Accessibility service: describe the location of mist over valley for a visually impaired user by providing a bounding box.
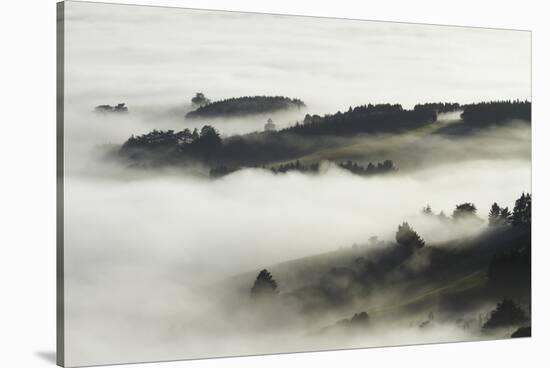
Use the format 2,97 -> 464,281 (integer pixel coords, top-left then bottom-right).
60,2 -> 532,366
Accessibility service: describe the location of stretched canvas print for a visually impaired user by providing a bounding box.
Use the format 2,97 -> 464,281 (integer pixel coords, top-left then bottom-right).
57,1 -> 532,366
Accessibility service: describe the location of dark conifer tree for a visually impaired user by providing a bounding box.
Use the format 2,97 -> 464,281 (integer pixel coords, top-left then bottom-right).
483,299 -> 528,329
499,207 -> 512,225
422,205 -> 433,216
512,193 -> 531,227
251,269 -> 278,297
396,222 -> 425,250
488,203 -> 501,226
452,203 -> 477,220
191,92 -> 211,107
191,128 -> 199,141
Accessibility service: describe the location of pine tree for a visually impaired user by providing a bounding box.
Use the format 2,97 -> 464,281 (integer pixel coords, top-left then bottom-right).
499,207 -> 512,225
453,203 -> 477,220
396,222 -> 425,249
488,203 -> 501,226
512,193 -> 531,227
251,269 -> 278,297
483,299 -> 528,329
422,205 -> 433,216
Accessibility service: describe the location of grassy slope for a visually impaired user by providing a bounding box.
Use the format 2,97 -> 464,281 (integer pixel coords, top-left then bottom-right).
225,226 -> 529,322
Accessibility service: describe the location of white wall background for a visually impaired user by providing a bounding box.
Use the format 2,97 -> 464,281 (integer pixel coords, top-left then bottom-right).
0,0 -> 548,367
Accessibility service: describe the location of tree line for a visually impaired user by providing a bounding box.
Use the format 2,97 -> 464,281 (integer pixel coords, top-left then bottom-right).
280,103 -> 437,137
94,103 -> 128,113
413,102 -> 461,114
209,160 -> 397,178
461,100 -> 531,125
185,95 -> 305,118
121,125 -> 222,164
338,160 -> 396,176
119,100 -> 531,169
421,193 -> 531,228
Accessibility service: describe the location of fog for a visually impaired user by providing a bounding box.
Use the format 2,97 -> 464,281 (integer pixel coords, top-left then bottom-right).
60,2 -> 531,366
64,1 -> 530,115
65,158 -> 530,285
63,154 -> 530,365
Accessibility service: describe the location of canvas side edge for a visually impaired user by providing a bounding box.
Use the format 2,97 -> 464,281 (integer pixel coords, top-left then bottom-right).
56,2 -> 65,367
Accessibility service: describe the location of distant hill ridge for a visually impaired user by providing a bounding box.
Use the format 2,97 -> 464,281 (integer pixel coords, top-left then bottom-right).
185,95 -> 306,118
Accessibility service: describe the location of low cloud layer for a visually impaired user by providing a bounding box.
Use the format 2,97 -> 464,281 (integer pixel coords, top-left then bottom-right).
60,2 -> 531,366
63,155 -> 530,365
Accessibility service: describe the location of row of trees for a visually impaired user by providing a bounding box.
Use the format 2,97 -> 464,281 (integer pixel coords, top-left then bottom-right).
270,160 -> 397,176
413,102 -> 461,114
94,103 -> 128,113
271,161 -> 319,174
338,160 -> 396,176
121,125 -> 223,163
123,125 -> 221,149
488,193 -> 531,227
186,95 -> 305,118
121,125 -> 316,167
461,100 -> 531,125
210,160 -> 398,178
421,193 -> 531,227
281,103 -> 437,137
119,99 -> 531,169
422,203 -> 479,221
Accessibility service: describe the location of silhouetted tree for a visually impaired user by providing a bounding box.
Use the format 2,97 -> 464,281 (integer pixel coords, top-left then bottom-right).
264,118 -> 276,132
437,211 -> 449,221
396,222 -> 425,250
251,269 -> 278,297
488,203 -> 501,226
350,311 -> 369,325
190,125 -> 222,160
176,128 -> 194,144
483,299 -> 528,329
422,205 -> 433,216
191,92 -> 210,107
192,128 -> 199,141
95,103 -> 128,113
499,207 -> 512,225
199,125 -> 222,145
452,203 -> 477,220
512,193 -> 531,227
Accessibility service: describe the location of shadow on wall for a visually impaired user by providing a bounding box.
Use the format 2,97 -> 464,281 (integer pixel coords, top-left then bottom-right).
35,351 -> 56,365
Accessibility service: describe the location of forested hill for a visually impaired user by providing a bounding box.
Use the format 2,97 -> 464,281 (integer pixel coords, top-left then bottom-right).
226,193 -> 531,330
461,100 -> 531,125
280,103 -> 439,136
185,96 -> 306,118
119,103 -> 441,168
117,101 -> 530,170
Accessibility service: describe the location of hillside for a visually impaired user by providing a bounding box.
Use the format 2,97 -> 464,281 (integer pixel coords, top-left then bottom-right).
117,100 -> 531,174
224,212 -> 531,328
185,96 -> 305,118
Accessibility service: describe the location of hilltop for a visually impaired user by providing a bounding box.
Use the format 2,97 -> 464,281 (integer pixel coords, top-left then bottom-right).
185,95 -> 305,119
